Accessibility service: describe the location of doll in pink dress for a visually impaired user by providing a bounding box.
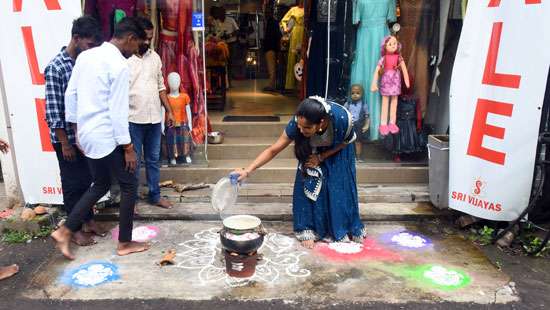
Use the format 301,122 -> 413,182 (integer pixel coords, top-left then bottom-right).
371,35 -> 410,135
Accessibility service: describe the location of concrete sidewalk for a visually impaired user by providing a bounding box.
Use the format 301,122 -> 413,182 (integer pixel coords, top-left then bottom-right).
24,220 -> 517,305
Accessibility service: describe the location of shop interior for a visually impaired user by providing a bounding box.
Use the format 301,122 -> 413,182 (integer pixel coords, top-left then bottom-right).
82,0 -> 466,163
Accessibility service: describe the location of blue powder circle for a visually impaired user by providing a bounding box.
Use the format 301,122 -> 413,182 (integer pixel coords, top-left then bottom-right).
61,261 -> 120,288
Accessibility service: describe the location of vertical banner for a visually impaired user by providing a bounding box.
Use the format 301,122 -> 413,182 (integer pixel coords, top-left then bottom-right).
0,1 -> 81,204
449,1 -> 550,221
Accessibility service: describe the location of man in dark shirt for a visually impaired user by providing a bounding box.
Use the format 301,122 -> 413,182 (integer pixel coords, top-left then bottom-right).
45,16 -> 102,246
262,7 -> 282,92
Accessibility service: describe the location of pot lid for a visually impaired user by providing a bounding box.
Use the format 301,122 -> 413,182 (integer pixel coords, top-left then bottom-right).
211,174 -> 239,214
223,215 -> 261,231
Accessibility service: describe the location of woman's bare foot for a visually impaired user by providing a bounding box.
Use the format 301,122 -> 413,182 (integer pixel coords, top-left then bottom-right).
117,241 -> 150,256
301,239 -> 315,249
82,220 -> 107,237
51,226 -> 75,260
155,198 -> 173,209
71,231 -> 96,246
0,264 -> 19,281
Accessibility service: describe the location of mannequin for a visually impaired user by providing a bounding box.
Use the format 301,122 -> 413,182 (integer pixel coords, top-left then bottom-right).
344,84 -> 369,160
350,0 -> 396,141
156,0 -> 205,145
280,0 -> 304,90
166,72 -> 193,165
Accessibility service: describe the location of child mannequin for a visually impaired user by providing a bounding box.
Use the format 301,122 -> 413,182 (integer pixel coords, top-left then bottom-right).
371,35 -> 410,136
166,72 -> 193,165
344,84 -> 369,161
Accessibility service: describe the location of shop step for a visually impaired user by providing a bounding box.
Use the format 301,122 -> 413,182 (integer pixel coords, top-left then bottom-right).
205,137 -> 409,160
211,122 -> 287,137
154,183 -> 430,204
96,201 -> 445,222
153,159 -> 428,184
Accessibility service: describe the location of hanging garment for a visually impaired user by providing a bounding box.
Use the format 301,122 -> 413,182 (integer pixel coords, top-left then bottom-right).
84,0 -> 137,40
280,6 -> 305,90
393,95 -> 424,154
350,0 -> 396,141
305,0 -> 354,102
399,0 -> 438,116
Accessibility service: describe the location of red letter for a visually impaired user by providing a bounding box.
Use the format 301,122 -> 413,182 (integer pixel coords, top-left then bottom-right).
489,0 -> 541,7
21,26 -> 45,85
12,0 -> 61,12
482,22 -> 521,89
35,99 -> 54,152
467,99 -> 514,165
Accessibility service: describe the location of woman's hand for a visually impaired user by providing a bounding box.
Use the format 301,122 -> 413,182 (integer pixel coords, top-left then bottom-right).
233,168 -> 250,182
305,154 -> 321,168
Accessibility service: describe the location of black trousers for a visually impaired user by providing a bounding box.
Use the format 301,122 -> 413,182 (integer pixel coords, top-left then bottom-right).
53,143 -> 93,230
65,147 -> 137,242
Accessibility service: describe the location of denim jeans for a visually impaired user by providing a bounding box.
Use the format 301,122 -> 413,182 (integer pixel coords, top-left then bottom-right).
65,147 -> 137,242
53,143 -> 93,229
129,122 -> 161,204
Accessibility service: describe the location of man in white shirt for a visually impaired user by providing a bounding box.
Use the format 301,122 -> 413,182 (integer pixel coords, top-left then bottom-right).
128,17 -> 174,209
51,17 -> 149,260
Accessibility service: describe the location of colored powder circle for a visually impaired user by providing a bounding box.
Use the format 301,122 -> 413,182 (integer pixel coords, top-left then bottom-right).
412,264 -> 471,290
61,261 -> 120,288
315,238 -> 403,262
111,225 -> 160,242
379,230 -> 433,250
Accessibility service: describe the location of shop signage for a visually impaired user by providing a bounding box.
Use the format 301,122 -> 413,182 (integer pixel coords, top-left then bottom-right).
0,0 -> 81,203
449,1 -> 549,221
192,12 -> 204,31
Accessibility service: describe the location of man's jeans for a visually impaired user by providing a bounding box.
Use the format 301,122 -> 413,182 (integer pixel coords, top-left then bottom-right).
65,147 -> 137,242
53,143 -> 93,229
129,122 -> 161,204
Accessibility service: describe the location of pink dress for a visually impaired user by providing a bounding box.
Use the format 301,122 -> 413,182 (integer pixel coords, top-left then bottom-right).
378,54 -> 402,96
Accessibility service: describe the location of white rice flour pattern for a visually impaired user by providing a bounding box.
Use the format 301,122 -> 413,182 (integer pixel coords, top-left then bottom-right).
176,228 -> 311,287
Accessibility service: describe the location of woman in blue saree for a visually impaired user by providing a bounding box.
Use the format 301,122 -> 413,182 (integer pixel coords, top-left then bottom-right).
234,97 -> 366,248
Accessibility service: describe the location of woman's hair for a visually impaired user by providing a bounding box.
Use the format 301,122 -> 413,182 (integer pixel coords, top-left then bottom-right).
294,98 -> 328,163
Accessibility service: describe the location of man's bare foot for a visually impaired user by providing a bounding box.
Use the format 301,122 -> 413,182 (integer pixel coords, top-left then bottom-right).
155,198 -> 173,209
0,264 -> 19,281
51,226 -> 75,260
71,231 -> 96,246
301,239 -> 315,249
117,241 -> 150,256
82,220 -> 107,237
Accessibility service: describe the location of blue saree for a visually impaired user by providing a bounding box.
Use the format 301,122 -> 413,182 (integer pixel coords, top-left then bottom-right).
285,103 -> 366,242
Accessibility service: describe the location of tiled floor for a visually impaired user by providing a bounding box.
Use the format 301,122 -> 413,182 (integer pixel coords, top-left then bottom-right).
208,79 -> 299,121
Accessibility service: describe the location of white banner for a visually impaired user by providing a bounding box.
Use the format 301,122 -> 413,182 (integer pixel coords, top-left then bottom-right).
449,1 -> 550,221
0,1 -> 81,204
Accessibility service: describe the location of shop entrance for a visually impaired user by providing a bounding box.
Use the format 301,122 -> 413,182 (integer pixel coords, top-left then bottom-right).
205,0 -> 300,120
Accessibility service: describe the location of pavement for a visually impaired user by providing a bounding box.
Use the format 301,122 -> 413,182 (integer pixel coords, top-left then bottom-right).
2,219 -> 526,308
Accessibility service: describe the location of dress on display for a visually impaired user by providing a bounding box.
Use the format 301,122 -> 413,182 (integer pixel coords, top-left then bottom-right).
305,0 -> 354,102
280,6 -> 304,90
392,95 -> 424,154
398,0 -> 438,117
84,0 -> 138,40
351,0 -> 396,141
